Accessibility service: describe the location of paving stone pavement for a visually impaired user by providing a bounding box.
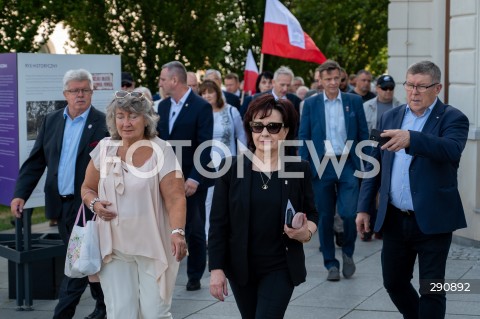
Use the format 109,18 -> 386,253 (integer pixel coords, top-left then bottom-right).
1,222 -> 479,318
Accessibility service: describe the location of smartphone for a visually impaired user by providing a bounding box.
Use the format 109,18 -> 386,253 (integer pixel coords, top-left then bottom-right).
286,208 -> 294,228
370,129 -> 391,147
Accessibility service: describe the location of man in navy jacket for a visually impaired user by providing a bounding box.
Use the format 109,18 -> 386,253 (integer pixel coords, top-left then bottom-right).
357,60 -> 469,318
156,61 -> 213,291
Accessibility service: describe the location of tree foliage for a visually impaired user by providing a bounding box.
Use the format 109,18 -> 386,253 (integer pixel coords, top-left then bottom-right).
0,0 -> 389,91
0,0 -> 64,52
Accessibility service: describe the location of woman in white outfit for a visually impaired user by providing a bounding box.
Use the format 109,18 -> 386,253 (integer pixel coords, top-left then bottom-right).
81,91 -> 187,319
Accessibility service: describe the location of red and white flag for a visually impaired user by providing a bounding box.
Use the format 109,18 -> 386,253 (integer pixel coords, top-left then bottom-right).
243,49 -> 259,95
262,0 -> 326,64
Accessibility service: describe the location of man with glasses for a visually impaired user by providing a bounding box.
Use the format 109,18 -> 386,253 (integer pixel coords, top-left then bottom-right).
10,69 -> 108,319
121,71 -> 135,92
299,59 -> 369,282
364,75 -> 401,136
357,61 -> 469,318
361,74 -> 401,241
339,68 -> 351,93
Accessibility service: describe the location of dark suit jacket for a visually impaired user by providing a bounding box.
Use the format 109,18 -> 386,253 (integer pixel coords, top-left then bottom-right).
156,90 -> 214,189
223,90 -> 240,108
357,100 -> 469,234
208,157 -> 318,286
298,92 -> 369,177
14,106 -> 108,223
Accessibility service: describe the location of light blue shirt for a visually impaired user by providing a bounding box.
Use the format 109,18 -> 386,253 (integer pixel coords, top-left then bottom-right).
57,106 -> 91,195
390,99 -> 436,211
324,91 -> 347,155
169,88 -> 191,133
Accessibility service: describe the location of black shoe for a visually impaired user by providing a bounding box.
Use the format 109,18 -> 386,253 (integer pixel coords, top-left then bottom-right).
334,231 -> 344,247
186,279 -> 201,291
84,307 -> 106,319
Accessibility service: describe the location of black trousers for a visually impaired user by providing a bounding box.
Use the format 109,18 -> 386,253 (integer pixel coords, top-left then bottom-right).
185,188 -> 208,281
381,205 -> 452,319
53,199 -> 105,319
229,269 -> 294,319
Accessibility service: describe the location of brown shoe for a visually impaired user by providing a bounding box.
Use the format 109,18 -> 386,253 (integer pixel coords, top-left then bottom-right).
49,219 -> 58,227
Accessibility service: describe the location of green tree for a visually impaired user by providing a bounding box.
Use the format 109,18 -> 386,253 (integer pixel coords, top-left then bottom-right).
63,0 -> 248,92
0,0 -> 64,52
0,1 -> 389,90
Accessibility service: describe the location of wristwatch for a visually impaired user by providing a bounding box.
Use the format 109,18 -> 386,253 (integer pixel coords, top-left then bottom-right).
171,228 -> 185,236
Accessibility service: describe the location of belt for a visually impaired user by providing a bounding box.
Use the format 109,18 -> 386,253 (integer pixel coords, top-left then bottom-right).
60,194 -> 74,201
389,203 -> 414,216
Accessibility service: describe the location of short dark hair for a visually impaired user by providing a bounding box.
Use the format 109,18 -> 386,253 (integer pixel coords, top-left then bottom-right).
255,71 -> 274,93
317,60 -> 341,77
198,79 -> 224,109
243,94 -> 298,152
225,73 -> 239,82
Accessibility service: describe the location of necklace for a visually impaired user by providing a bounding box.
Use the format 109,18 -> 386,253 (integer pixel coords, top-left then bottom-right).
259,172 -> 271,190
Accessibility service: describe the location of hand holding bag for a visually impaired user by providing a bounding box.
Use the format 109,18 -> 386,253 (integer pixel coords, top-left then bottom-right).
64,204 -> 101,278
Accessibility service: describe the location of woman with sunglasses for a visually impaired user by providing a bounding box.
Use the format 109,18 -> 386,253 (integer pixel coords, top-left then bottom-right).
208,94 -> 318,318
81,91 -> 188,318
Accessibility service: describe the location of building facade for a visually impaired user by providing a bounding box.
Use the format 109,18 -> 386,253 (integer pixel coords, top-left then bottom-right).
389,0 -> 480,246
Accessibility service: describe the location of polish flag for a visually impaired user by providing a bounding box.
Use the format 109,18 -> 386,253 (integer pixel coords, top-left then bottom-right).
262,0 -> 326,64
243,49 -> 259,95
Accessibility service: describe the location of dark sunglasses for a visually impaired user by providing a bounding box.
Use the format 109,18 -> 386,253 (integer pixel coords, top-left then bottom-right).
249,122 -> 285,134
380,86 -> 395,91
115,90 -> 145,99
121,81 -> 133,88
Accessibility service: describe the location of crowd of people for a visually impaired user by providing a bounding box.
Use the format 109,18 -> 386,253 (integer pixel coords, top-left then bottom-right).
9,59 -> 469,319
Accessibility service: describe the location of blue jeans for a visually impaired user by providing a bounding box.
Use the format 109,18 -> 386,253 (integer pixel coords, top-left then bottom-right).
312,159 -> 359,269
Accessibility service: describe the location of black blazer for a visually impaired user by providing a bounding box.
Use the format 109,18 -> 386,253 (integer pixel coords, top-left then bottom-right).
14,106 -> 108,223
208,156 -> 318,286
156,90 -> 214,189
223,90 -> 241,108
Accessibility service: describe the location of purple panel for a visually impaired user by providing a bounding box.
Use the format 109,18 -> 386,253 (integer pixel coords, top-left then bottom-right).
0,53 -> 19,205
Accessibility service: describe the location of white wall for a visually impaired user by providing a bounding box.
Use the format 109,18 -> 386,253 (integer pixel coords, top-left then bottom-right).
389,0 -> 480,244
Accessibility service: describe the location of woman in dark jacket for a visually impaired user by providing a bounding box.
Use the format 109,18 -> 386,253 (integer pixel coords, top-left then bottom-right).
208,94 -> 318,319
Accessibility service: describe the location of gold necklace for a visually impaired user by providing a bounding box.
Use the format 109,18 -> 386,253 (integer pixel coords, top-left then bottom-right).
259,172 -> 271,190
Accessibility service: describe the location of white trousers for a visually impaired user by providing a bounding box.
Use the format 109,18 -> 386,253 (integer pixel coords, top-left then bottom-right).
99,250 -> 172,319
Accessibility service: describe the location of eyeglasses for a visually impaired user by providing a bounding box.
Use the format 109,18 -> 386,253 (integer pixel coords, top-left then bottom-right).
403,82 -> 438,93
121,81 -> 133,88
380,86 -> 395,91
65,88 -> 93,95
115,90 -> 145,99
249,122 -> 285,134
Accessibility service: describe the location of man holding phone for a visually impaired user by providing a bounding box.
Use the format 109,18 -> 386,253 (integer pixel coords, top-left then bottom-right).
357,61 -> 469,318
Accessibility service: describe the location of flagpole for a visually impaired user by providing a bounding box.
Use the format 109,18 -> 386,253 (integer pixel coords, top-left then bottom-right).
259,53 -> 264,74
